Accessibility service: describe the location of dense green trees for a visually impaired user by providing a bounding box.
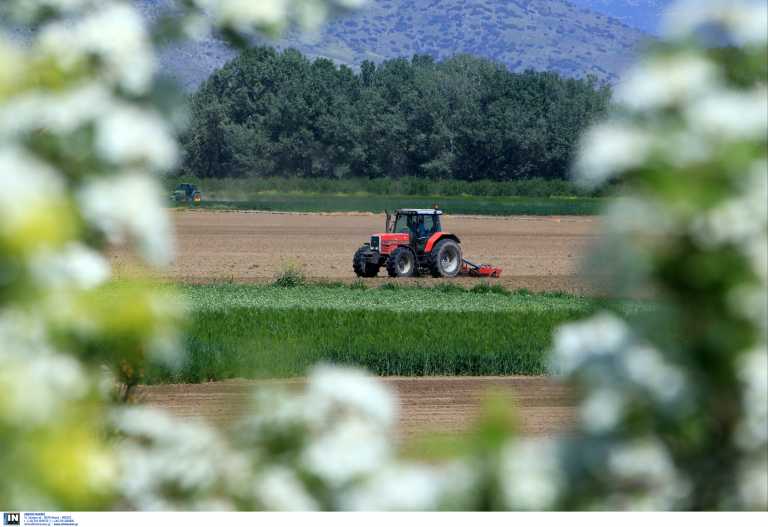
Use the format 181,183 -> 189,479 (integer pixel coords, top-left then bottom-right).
182,46 -> 612,182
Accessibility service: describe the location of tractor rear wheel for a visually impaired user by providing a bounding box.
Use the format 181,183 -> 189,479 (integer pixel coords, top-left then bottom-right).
386,247 -> 417,277
353,247 -> 380,277
429,239 -> 462,278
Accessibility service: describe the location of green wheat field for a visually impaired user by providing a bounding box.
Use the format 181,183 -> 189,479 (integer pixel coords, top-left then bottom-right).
143,283 -> 648,383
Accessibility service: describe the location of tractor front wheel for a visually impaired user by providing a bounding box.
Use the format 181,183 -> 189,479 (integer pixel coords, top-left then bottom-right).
430,239 -> 463,278
386,247 -> 417,277
353,247 -> 380,277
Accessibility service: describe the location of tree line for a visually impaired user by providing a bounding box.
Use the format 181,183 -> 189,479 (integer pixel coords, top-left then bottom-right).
181,46 -> 612,182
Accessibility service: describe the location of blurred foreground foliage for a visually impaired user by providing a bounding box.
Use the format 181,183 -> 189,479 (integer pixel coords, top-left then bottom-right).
0,0 -> 765,511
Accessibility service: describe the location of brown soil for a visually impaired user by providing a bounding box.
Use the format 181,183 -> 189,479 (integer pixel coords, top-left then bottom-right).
111,210 -> 600,293
135,376 -> 576,439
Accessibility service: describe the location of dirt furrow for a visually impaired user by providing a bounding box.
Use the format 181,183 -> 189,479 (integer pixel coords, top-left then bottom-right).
136,376 -> 576,439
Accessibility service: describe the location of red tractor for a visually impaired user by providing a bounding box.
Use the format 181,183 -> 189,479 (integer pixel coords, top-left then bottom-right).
353,208 -> 464,278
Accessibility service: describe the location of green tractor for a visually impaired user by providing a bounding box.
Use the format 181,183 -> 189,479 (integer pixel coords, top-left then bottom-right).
171,183 -> 202,205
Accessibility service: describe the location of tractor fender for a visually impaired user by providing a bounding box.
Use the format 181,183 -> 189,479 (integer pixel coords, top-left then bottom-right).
424,233 -> 461,253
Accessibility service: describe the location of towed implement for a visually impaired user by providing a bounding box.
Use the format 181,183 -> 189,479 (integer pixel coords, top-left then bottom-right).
353,208 -> 502,278
461,258 -> 503,278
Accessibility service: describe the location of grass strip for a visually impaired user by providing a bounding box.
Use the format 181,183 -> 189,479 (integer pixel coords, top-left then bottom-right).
143,283 -> 644,383
182,193 -> 604,216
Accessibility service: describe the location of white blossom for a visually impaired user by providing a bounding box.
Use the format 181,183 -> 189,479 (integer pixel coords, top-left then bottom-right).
78,172 -> 174,266
744,160 -> 768,281
0,311 -> 88,427
608,439 -> 688,509
114,407 -> 245,511
0,146 -> 65,235
579,387 -> 626,434
609,440 -> 675,482
253,467 -> 318,511
738,456 -> 768,510
333,0 -> 368,8
431,460 -> 480,510
242,387 -> 310,438
294,1 -> 330,31
341,464 -> 443,511
575,122 -> 653,187
0,83 -> 178,173
0,83 -> 114,140
199,0 -> 289,33
304,364 -> 398,429
0,37 -> 24,91
5,0 -> 104,21
146,332 -> 185,370
37,3 -> 155,93
736,348 -> 768,450
500,438 -> 562,510
615,53 -> 719,112
239,367 -> 398,493
554,314 -> 686,408
691,161 -> 768,279
95,105 -> 178,172
661,129 -> 712,167
0,81 -> 178,175
663,0 -> 768,46
686,87 -> 768,141
30,242 -> 111,290
692,196 -> 763,248
301,419 -> 391,487
622,345 -> 685,403
551,312 -> 631,375
728,285 -> 768,335
1,353 -> 88,426
181,13 -> 212,41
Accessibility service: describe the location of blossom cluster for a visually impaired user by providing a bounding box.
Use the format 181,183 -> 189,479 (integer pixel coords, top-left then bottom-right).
115,366 -> 445,511
114,364 -> 571,511
0,0 -> 184,508
0,1 -> 401,511
566,0 -> 767,509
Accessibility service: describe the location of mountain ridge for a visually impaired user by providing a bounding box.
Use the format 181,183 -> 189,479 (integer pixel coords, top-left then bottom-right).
567,0 -> 676,34
144,0 -> 652,90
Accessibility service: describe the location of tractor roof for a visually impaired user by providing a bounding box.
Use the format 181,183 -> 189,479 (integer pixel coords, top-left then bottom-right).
395,208 -> 443,215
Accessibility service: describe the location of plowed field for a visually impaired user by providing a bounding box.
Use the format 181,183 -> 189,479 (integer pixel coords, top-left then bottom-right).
136,376 -> 576,439
112,210 -> 599,293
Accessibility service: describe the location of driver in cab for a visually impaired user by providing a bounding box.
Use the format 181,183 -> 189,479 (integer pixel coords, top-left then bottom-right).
409,215 -> 429,239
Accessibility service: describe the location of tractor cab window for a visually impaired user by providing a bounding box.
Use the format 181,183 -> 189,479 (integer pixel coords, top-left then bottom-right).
394,214 -> 410,234
394,213 -> 440,237
411,217 -> 426,238
422,214 -> 439,235
412,215 -> 437,239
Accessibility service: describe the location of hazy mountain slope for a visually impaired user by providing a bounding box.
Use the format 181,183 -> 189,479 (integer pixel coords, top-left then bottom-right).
567,0 -> 676,34
138,0 -> 651,90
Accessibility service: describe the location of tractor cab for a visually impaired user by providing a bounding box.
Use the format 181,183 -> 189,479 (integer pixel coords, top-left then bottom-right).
353,208 -> 463,278
387,209 -> 442,252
